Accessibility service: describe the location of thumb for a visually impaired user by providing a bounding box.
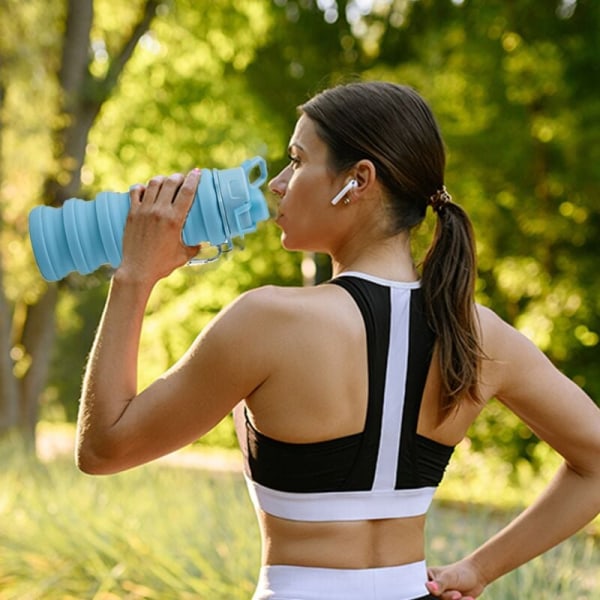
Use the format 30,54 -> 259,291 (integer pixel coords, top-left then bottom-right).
425,580 -> 458,598
426,567 -> 444,594
425,569 -> 464,600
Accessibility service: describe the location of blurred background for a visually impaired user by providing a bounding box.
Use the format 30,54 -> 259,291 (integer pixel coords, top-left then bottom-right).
1,0 -> 599,466
1,1 -> 598,597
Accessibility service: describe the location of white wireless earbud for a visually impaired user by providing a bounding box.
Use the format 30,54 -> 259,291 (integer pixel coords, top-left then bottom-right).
330,179 -> 358,206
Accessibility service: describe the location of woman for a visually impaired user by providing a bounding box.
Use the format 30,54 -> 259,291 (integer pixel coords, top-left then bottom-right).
76,81 -> 600,600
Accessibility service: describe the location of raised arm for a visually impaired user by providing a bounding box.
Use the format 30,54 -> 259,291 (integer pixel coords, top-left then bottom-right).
427,306 -> 600,599
75,170 -> 270,474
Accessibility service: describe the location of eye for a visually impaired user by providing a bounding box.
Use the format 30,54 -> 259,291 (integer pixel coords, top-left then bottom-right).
287,153 -> 301,169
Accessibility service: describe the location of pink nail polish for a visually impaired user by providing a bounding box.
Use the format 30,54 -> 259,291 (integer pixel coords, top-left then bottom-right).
428,581 -> 439,593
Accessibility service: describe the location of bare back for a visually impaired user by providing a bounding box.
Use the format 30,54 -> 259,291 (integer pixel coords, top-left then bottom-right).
242,280 -> 487,568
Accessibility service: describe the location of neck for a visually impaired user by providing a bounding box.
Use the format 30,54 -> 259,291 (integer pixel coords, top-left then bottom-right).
331,231 -> 419,282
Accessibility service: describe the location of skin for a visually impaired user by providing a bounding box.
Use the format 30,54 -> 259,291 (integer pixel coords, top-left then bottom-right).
76,115 -> 600,599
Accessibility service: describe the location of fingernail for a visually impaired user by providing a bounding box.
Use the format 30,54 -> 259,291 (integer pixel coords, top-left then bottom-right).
427,581 -> 439,593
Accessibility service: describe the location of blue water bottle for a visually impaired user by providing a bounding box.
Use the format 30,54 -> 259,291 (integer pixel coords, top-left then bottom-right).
28,157 -> 269,281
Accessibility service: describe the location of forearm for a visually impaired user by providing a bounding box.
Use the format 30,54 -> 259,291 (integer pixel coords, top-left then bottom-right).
76,274 -> 153,467
468,461 -> 600,587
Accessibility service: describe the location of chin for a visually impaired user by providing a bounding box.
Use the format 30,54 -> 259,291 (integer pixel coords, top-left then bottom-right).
280,233 -> 297,251
281,237 -> 323,255
279,232 -> 302,252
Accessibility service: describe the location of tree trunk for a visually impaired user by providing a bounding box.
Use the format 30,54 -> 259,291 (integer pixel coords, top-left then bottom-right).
0,267 -> 19,434
19,284 -> 59,445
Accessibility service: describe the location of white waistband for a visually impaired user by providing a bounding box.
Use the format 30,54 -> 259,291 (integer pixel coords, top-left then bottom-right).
245,477 -> 435,522
253,562 -> 430,600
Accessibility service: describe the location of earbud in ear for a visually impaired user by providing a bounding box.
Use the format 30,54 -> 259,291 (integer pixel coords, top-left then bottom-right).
330,179 -> 358,206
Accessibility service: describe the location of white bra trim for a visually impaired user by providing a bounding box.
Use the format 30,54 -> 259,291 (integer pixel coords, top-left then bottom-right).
335,271 -> 421,289
245,476 -> 435,522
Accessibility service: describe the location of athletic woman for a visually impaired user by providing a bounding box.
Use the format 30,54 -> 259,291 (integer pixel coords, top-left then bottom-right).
76,82 -> 600,599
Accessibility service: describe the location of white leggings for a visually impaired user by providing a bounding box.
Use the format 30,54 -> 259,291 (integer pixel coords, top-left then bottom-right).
252,561 -> 434,600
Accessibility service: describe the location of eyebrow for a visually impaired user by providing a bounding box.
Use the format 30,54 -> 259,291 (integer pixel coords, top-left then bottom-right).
287,142 -> 306,154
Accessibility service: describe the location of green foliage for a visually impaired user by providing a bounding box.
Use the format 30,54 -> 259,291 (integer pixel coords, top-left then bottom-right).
2,0 -> 598,463
0,0 -> 61,305
45,276 -> 110,421
84,0 -> 277,190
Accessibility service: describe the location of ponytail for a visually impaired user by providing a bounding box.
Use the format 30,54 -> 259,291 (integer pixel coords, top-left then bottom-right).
421,199 -> 483,415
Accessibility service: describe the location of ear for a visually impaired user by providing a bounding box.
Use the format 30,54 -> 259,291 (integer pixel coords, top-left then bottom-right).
349,159 -> 378,197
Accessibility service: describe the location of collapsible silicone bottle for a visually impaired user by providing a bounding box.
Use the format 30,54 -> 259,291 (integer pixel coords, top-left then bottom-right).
28,157 -> 269,281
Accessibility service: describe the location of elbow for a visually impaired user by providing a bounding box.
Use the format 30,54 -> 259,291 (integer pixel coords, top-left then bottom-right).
76,450 -> 109,475
76,448 -> 116,475
75,437 -> 128,475
75,415 -> 134,475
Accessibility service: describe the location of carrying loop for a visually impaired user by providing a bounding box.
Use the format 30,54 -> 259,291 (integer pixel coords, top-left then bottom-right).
187,240 -> 234,265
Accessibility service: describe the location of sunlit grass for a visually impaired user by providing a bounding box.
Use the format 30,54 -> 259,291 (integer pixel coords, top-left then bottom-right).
0,434 -> 597,599
0,440 -> 259,600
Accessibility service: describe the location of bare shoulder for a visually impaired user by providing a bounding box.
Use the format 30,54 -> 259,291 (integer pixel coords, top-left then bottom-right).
475,303 -> 518,343
474,303 -> 561,392
212,285 -> 302,325
203,283 -> 354,359
230,282 -> 354,324
475,303 -> 540,365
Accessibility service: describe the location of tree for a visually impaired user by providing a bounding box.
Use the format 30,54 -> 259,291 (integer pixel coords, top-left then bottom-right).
0,0 -> 160,445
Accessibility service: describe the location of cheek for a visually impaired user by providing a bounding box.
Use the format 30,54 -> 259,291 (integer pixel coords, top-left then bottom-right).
290,208 -> 332,248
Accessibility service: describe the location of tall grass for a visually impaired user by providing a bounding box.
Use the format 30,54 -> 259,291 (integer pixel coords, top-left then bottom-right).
0,441 -> 258,600
0,438 -> 597,599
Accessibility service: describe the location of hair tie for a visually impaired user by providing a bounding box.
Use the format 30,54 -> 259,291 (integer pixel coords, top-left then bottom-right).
428,186 -> 452,213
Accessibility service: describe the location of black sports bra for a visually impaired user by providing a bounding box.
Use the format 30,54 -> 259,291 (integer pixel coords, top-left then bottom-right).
236,272 -> 454,522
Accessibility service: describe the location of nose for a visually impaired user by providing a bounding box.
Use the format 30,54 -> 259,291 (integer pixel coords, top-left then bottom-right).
268,166 -> 290,198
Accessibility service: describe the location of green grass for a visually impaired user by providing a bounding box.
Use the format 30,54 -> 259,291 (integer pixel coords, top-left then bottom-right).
0,435 -> 597,599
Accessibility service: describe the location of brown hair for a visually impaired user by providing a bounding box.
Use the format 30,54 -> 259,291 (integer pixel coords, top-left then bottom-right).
301,81 -> 483,413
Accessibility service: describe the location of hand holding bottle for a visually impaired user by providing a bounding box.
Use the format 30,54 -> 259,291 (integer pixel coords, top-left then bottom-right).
117,169 -> 202,286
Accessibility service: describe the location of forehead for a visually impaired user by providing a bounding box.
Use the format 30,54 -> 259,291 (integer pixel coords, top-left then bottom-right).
288,114 -> 326,155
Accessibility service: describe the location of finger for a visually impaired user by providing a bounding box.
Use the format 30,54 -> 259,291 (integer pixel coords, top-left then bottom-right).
128,184 -> 146,206
155,173 -> 185,205
426,579 -> 467,600
143,175 -> 167,203
173,168 -> 201,214
184,243 -> 202,260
